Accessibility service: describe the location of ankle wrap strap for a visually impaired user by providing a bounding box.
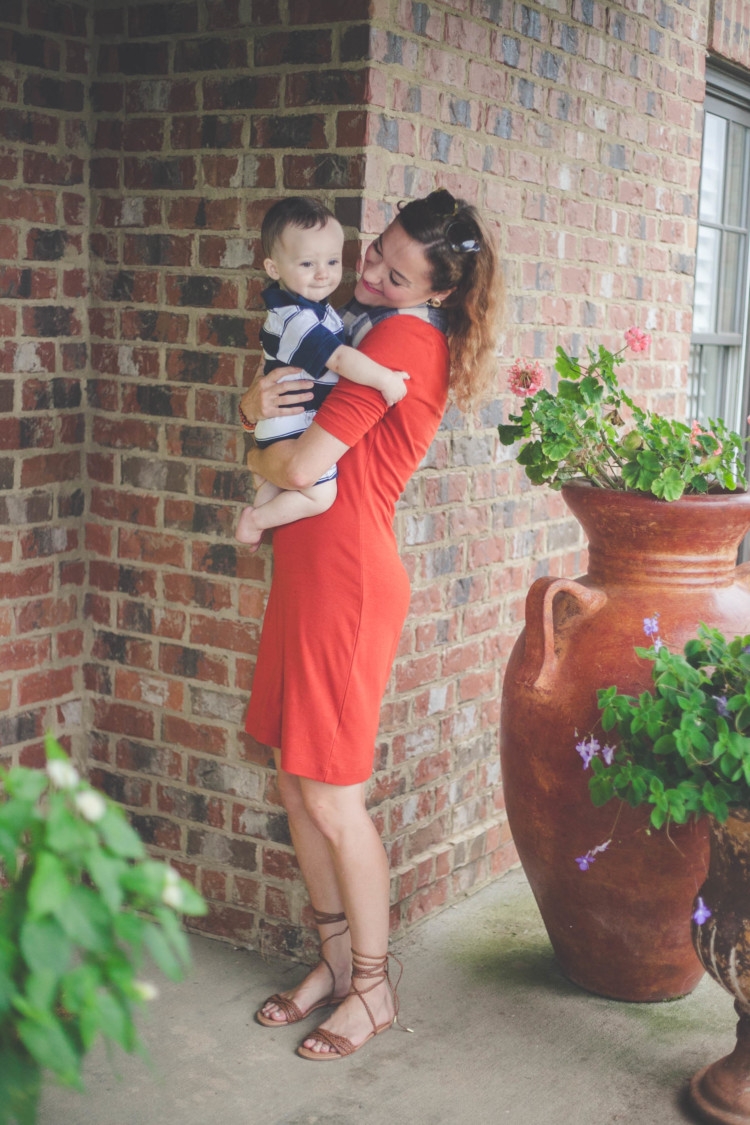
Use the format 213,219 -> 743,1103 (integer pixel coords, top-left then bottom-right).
312,908 -> 347,927
351,949 -> 410,1033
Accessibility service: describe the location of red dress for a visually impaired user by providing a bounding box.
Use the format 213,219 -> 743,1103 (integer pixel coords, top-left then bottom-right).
244,315 -> 450,785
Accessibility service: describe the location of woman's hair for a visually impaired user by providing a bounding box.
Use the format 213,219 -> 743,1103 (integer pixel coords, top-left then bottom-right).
396,189 -> 503,410
261,196 -> 336,259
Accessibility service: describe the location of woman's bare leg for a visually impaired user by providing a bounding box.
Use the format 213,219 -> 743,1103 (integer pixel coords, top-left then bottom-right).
258,761 -> 352,1023
295,776 -> 394,1055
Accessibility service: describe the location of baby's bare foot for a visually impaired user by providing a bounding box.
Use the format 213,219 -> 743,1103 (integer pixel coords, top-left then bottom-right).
235,506 -> 264,550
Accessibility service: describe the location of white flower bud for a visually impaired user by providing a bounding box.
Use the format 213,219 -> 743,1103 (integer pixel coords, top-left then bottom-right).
161,866 -> 184,909
46,759 -> 80,790
133,980 -> 159,1002
161,882 -> 184,910
74,789 -> 106,823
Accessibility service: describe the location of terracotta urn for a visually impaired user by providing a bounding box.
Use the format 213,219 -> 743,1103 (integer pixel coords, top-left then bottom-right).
690,809 -> 750,1124
500,485 -> 750,1001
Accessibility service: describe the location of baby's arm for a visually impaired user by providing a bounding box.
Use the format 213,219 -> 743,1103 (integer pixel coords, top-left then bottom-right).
327,344 -> 409,407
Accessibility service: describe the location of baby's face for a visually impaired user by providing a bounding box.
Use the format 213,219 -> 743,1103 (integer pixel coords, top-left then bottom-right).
265,218 -> 344,302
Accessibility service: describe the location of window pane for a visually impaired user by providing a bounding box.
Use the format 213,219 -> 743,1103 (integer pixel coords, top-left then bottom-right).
693,225 -> 720,333
718,230 -> 743,333
688,344 -> 726,424
700,114 -> 727,224
724,121 -> 748,227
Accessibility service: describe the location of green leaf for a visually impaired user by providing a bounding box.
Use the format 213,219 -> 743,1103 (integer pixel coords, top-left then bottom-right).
143,922 -> 183,982
651,467 -> 685,502
497,423 -> 525,444
0,1048 -> 41,1125
19,918 -> 72,977
98,809 -> 145,859
95,989 -> 135,1052
16,1015 -> 83,1089
85,851 -> 125,913
3,768 -> 47,804
27,851 -> 72,919
55,886 -> 111,953
44,801 -> 96,856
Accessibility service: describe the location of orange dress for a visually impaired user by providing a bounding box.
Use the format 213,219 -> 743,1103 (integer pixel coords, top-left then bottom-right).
244,315 -> 450,785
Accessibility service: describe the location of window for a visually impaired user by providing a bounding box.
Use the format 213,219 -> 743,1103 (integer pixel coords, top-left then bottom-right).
690,66 -> 750,434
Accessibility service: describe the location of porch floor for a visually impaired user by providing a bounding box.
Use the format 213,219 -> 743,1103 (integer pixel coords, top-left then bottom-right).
39,867 -> 731,1125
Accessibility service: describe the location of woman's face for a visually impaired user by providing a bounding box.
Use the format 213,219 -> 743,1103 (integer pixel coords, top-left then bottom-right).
354,220 -> 453,309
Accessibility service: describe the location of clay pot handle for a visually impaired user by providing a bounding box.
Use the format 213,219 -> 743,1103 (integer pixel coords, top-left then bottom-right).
521,576 -> 607,691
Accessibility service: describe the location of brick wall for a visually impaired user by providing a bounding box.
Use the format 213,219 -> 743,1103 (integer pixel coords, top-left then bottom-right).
0,1 -> 90,763
711,0 -> 750,68
1,0 -> 715,957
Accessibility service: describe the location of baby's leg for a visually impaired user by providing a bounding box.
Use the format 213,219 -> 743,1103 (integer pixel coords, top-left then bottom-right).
254,479 -> 281,507
235,479 -> 337,551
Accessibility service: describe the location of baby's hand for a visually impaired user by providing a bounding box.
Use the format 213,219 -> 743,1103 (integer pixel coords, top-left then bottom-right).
381,370 -> 409,407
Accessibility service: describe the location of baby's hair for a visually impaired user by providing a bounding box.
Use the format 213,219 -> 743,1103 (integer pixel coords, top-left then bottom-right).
261,197 -> 337,259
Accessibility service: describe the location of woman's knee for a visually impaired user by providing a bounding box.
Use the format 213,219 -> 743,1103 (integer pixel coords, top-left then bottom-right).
298,781 -> 365,843
276,769 -> 305,816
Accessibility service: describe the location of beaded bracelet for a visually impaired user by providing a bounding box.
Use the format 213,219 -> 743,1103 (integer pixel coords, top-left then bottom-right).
238,403 -> 256,433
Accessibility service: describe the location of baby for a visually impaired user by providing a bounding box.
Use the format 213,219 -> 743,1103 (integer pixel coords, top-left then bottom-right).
235,196 -> 408,548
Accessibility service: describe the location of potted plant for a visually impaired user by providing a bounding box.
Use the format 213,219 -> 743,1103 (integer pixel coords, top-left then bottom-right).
0,734 -> 207,1125
497,332 -> 750,1001
581,623 -> 750,1124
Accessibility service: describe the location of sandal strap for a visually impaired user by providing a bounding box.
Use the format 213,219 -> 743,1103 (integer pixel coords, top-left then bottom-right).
305,1026 -> 358,1058
312,908 -> 347,927
263,992 -> 304,1023
350,949 -> 408,1035
311,907 -> 349,993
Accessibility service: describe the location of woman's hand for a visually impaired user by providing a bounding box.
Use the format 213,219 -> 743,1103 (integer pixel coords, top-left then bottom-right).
239,364 -> 315,424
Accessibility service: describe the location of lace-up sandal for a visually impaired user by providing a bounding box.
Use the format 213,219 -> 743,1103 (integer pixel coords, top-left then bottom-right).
255,909 -> 349,1027
296,949 -> 406,1060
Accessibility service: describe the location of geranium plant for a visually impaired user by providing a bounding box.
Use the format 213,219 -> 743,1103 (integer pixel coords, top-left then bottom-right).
575,620 -> 750,920
498,331 -> 747,500
0,734 -> 207,1125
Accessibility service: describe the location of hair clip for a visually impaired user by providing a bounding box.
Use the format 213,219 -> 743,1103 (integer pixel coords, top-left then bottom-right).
446,217 -> 481,253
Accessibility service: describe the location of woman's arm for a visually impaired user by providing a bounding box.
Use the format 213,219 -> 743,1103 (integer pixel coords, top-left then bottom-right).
246,422 -> 350,491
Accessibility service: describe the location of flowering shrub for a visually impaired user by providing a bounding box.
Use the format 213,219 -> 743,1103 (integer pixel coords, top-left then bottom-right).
587,621 -> 750,830
575,621 -> 750,924
498,332 -> 747,501
0,735 -> 207,1125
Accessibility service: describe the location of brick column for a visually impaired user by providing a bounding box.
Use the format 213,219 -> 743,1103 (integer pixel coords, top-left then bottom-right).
0,0 -> 90,763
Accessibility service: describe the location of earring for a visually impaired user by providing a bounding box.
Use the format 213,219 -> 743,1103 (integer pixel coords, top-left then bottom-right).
427,297 -> 442,308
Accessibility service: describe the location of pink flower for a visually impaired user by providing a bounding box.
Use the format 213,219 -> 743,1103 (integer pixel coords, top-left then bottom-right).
624,327 -> 651,353
690,419 -> 722,454
508,358 -> 544,398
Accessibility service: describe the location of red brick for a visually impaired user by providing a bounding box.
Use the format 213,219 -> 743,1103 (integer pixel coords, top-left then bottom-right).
19,666 -> 74,706
93,699 -> 155,740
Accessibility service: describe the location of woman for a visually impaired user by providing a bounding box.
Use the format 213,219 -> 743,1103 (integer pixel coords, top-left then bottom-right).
241,189 -> 501,1060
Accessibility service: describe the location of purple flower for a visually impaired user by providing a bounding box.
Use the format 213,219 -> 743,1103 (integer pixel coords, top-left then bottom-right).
574,839 -> 611,872
602,744 -> 616,766
576,736 -> 600,769
653,637 -> 664,653
692,897 -> 712,925
715,695 -> 731,718
643,614 -> 660,638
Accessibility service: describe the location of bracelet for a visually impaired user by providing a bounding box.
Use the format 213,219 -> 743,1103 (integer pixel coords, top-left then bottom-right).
238,403 -> 256,433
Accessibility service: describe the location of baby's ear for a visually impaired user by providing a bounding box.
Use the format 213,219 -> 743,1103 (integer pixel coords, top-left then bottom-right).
264,258 -> 280,280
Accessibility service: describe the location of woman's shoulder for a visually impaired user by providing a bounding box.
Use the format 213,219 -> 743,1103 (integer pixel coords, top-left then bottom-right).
358,313 -> 450,365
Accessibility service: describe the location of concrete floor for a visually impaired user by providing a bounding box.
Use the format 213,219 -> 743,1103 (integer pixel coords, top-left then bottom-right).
38,868 -> 737,1125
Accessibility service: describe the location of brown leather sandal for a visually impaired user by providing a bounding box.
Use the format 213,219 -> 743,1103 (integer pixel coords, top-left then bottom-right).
255,909 -> 349,1027
296,948 -> 407,1060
